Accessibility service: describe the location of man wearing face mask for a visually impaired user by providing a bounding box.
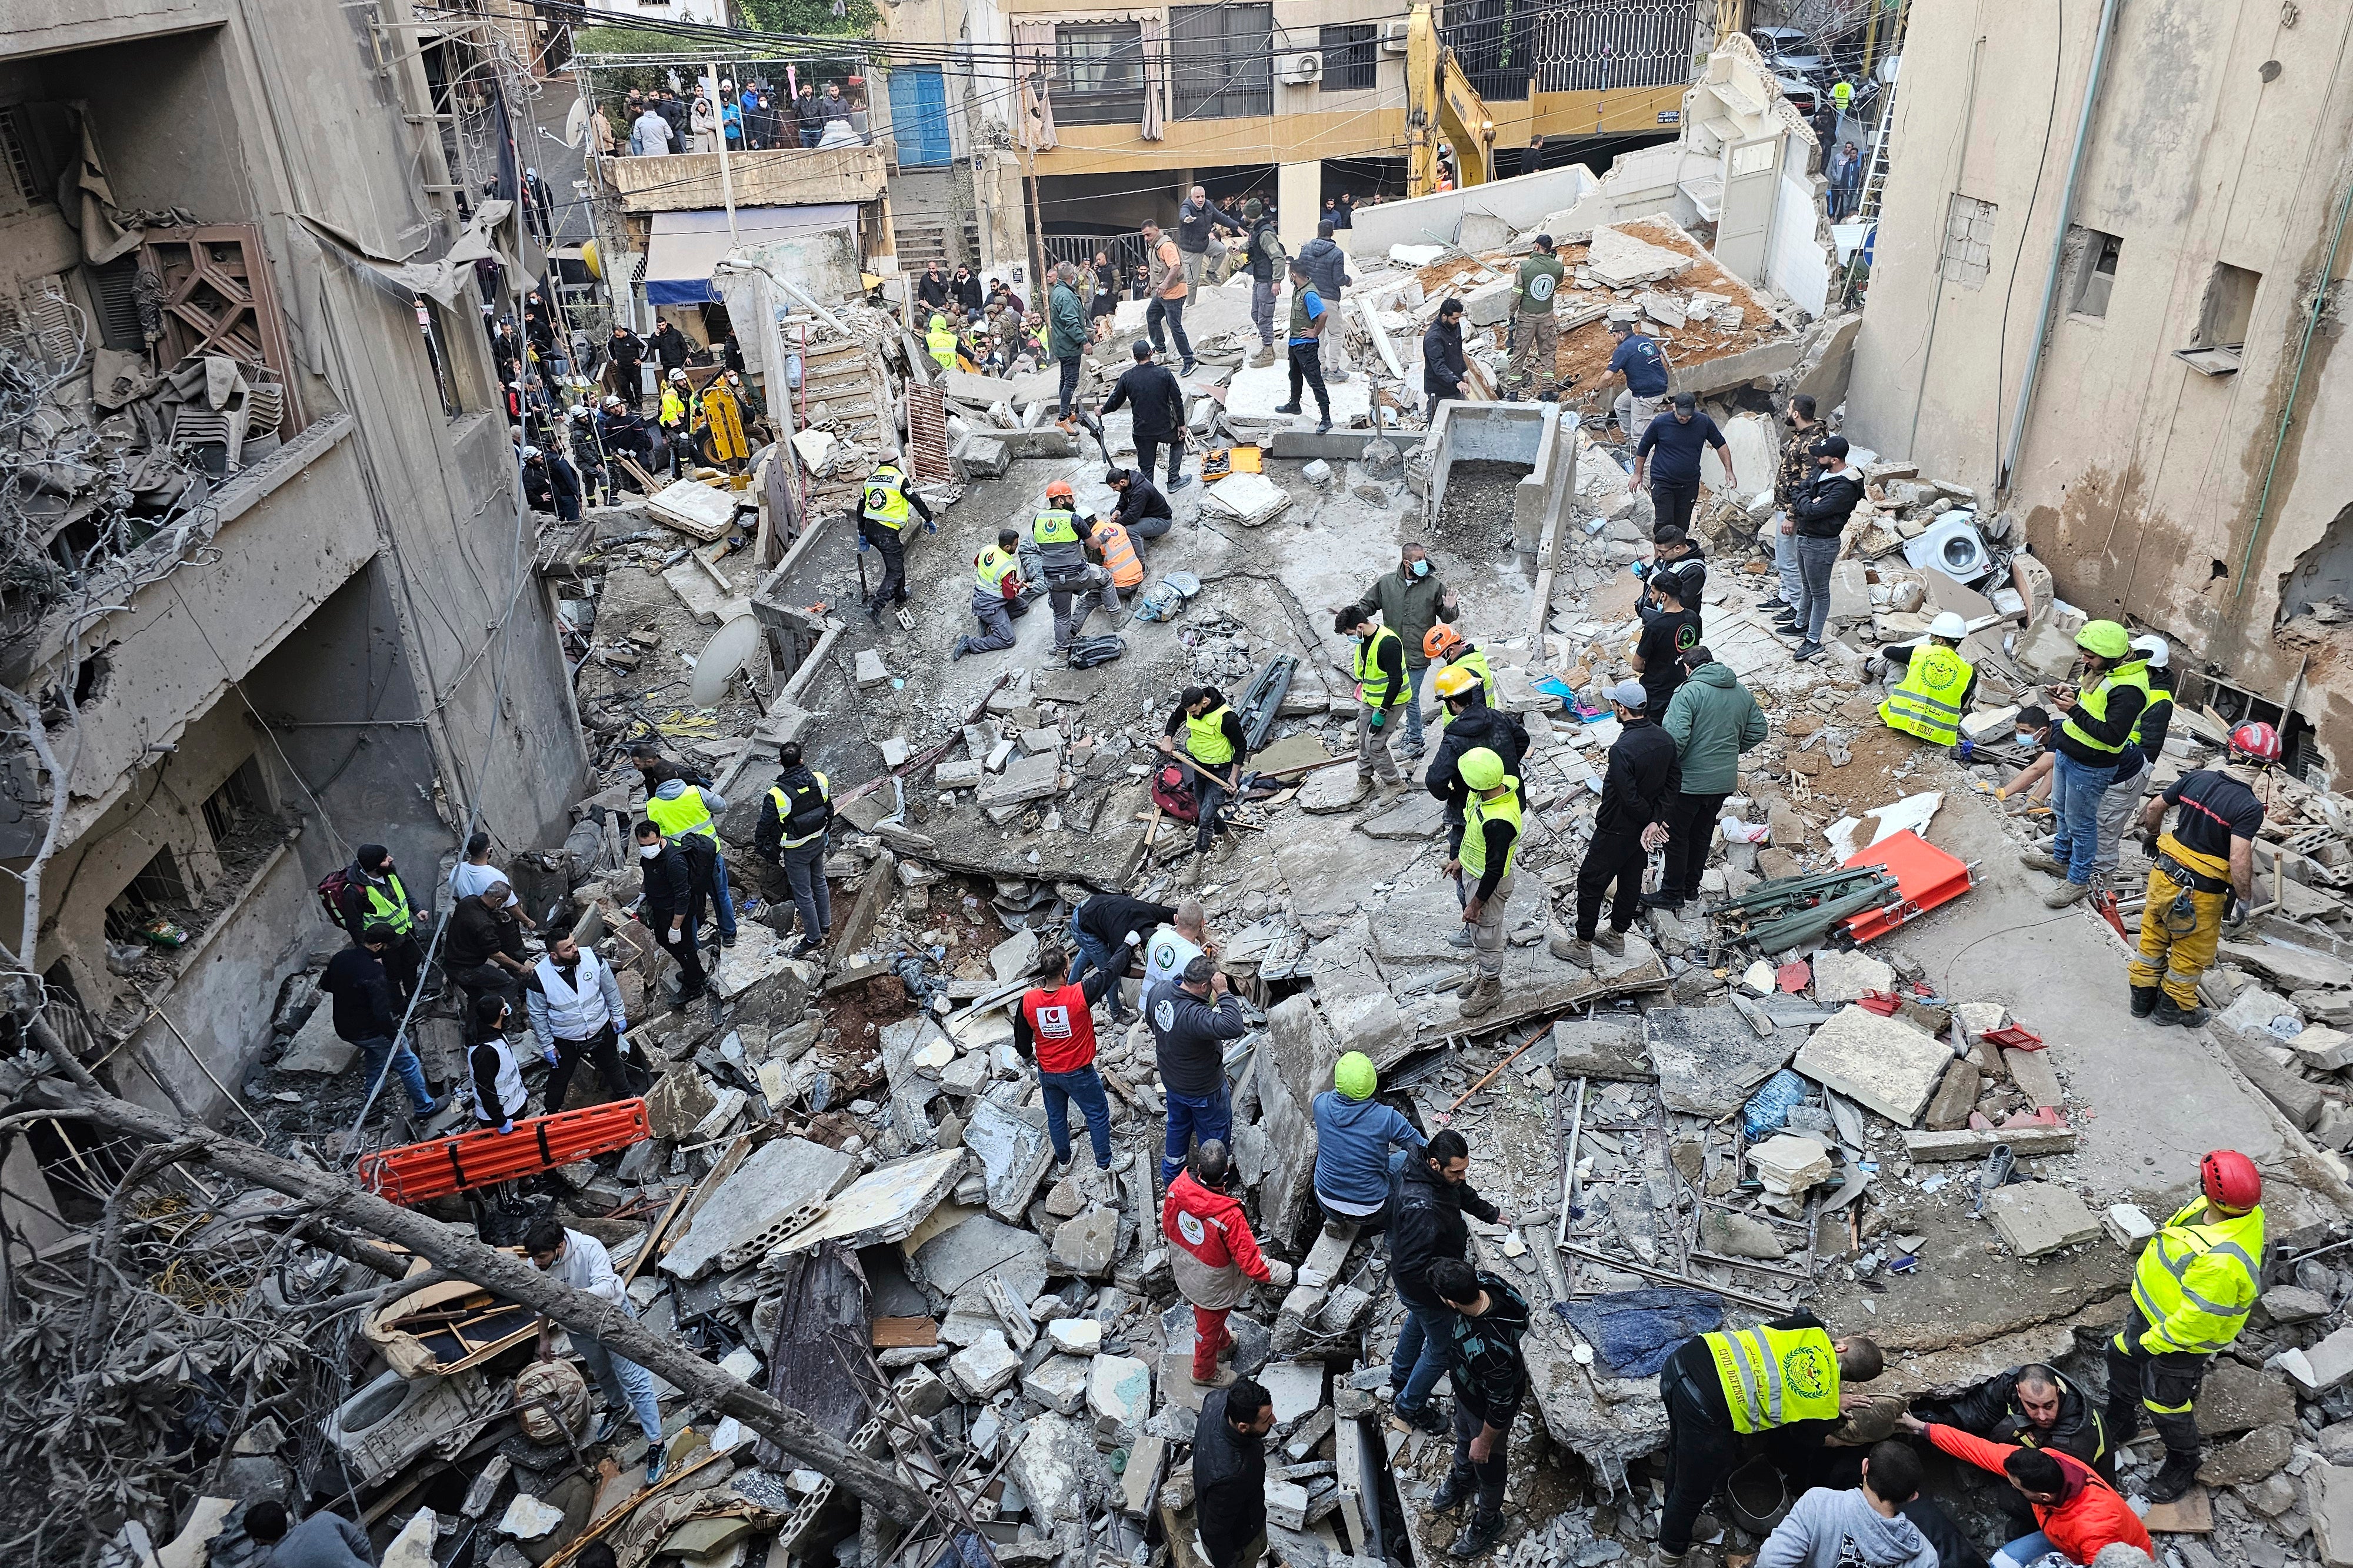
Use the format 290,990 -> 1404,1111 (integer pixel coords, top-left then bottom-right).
633,819 -> 708,1006
1351,544 -> 1459,760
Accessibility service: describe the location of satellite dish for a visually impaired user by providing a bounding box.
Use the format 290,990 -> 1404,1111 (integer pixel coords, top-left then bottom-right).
691,615 -> 760,708
563,98 -> 589,148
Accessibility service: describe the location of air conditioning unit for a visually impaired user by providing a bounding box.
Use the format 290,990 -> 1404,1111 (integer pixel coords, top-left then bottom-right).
1379,20 -> 1411,54
1278,51 -> 1324,84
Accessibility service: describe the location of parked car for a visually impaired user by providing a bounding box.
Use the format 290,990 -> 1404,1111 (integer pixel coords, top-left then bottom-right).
1751,25 -> 1829,81
1774,74 -> 1820,115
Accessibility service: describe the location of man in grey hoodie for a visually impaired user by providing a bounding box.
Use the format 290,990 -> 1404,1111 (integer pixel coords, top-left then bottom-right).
1757,1442 -> 1941,1568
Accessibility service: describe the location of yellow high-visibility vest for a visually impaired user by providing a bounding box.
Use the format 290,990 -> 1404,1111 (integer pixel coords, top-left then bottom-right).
1187,705 -> 1236,767
863,465 -> 911,528
1456,647 -> 1495,705
1032,508 -> 1081,547
2129,1199 -> 2264,1356
1354,626 -> 1402,706
2061,659 -> 2153,756
766,771 -> 832,850
1460,785 -> 1522,880
2129,683 -> 2175,750
1879,645 -> 1975,746
358,872 -> 415,936
645,787 -> 718,842
1705,1323 -> 1842,1436
976,546 -> 1019,593
926,319 -> 958,371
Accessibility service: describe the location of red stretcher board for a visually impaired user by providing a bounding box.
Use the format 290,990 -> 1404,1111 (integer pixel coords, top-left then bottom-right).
358,1098 -> 650,1205
1842,829 -> 1972,943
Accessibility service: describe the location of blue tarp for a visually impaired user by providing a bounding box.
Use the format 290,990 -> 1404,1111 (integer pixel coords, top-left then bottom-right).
643,205 -> 858,305
1555,1287 -> 1726,1378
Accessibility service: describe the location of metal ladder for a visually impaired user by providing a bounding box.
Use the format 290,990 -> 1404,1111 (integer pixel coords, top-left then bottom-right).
1854,58 -> 1901,226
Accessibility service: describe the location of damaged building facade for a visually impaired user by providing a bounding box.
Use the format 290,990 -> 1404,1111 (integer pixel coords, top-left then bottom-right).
0,0 -> 585,1116
1846,0 -> 2353,773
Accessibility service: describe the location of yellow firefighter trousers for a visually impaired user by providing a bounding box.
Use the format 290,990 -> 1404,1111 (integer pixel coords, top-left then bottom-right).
2127,861 -> 2229,1009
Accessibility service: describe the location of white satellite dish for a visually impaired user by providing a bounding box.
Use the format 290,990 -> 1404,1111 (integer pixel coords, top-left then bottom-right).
691,615 -> 760,708
563,98 -> 589,148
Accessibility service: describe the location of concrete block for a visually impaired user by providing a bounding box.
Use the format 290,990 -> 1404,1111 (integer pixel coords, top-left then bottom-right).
1087,1352 -> 1153,1442
278,1006 -> 358,1075
1792,1005 -> 1952,1127
1046,1317 -> 1103,1354
1958,706 -> 2020,742
2101,1204 -> 2155,1250
2194,1422 -> 2294,1489
1464,278 -> 1515,327
964,1099 -> 1055,1223
1265,1481 -> 1312,1532
1986,1182 -> 2101,1258
1924,1060 -> 1981,1131
946,1330 -> 1022,1399
1121,1433 -> 1167,1517
1007,1410 -> 1093,1522
1200,471 -> 1292,528
2004,1047 -> 2063,1110
2265,1284 -> 2333,1325
855,649 -> 890,689
2228,1042 -> 2327,1130
2285,1326 -> 2353,1394
1587,226 -> 1694,288
878,736 -> 911,768
2209,986 -> 2302,1055
1493,665 -> 1566,713
979,750 -> 1061,808
952,434 -> 1010,481
2224,938 -> 2353,992
1022,1353 -> 1092,1415
2289,1025 -> 2353,1070
2315,1465 -> 2353,1567
1747,1133 -> 1833,1196
2199,1359 -> 2297,1437
1903,1125 -> 2078,1162
1051,1209 -> 1119,1278
659,1135 -> 856,1280
935,759 -> 983,789
1811,949 -> 1893,1006
894,1365 -> 955,1418
1258,1360 -> 1325,1425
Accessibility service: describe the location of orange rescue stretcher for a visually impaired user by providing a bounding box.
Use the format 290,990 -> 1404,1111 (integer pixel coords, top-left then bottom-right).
358,1098 -> 651,1205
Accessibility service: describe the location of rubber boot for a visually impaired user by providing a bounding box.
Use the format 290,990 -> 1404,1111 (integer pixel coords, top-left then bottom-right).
2152,996 -> 2210,1028
2129,985 -> 2161,1018
1449,1510 -> 1506,1557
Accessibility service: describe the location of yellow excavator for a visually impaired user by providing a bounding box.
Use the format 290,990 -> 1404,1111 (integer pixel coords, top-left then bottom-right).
1405,2 -> 1498,197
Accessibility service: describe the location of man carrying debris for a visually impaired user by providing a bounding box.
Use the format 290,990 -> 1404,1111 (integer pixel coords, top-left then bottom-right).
1444,747 -> 1523,1019
1424,296 -> 1470,422
1032,479 -> 1119,656
1102,340 -> 1190,491
445,880 -> 532,1013
322,925 -> 443,1122
525,1217 -> 669,1484
754,742 -> 834,957
2020,620 -> 2150,908
2101,1149 -> 2266,1502
1338,604 -> 1411,795
952,528 -> 1029,664
1015,942 -> 1128,1189
1102,467 -> 1175,544
858,455 -> 936,625
2123,722 -> 2275,1025
1655,1314 -> 1885,1566
1761,394 -> 1823,619
1633,393 -> 1729,543
633,819 -> 708,1005
1194,1376 -> 1275,1568
647,775 -> 738,948
1164,1139 -> 1292,1382
1752,1441 -> 1939,1568
1603,318 -> 1671,440
1785,435 -> 1866,662
1390,1129 -> 1511,1433
1139,222 -> 1197,376
2087,634 -> 2174,892
1558,682 -> 1679,968
526,923 -> 632,1112
1899,1410 -> 2152,1567
1655,645 -> 1767,913
1504,233 -> 1565,399
1147,955 -> 1248,1186
1160,686 -> 1249,868
1427,1259 -> 1531,1557
1914,1363 -> 2111,1481
1427,664 -> 1528,870
1350,542 -> 1460,759
1875,612 -> 1978,746
1274,259 -> 1334,433
1312,1050 -> 1424,1231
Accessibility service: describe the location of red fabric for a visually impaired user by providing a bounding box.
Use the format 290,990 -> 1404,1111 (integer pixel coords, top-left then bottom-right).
1924,1424 -> 2153,1562
1021,983 -> 1099,1074
1162,1170 -> 1271,1282
1192,1304 -> 1234,1381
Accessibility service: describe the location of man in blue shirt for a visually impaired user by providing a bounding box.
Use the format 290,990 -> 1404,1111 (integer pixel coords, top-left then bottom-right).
1633,394 -> 1731,539
1273,261 -> 1333,432
1604,320 -> 1671,441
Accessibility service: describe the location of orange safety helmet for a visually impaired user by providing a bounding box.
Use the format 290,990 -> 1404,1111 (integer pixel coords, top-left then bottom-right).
1045,479 -> 1075,503
1424,625 -> 1467,661
2200,1148 -> 2262,1213
2229,721 -> 2283,765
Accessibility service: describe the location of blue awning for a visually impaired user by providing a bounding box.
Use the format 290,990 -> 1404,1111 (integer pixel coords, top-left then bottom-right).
643,205 -> 859,305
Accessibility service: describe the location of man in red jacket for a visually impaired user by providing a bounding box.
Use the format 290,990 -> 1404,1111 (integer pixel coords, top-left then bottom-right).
1899,1412 -> 2152,1566
1013,944 -> 1128,1192
1164,1140 -> 1293,1384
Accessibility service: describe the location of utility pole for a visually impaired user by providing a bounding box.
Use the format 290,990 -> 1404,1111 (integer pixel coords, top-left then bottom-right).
711,58 -> 741,248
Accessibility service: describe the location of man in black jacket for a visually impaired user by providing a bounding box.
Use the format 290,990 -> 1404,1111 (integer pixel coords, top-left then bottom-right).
1426,670 -> 1529,865
335,844 -> 424,1003
634,819 -> 707,1004
651,319 -> 690,373
322,927 -> 441,1118
1914,1363 -> 2111,1481
1146,955 -> 1248,1185
1068,891 -> 1177,993
952,265 -> 984,313
1101,340 -> 1189,491
1423,298 -> 1468,421
1297,220 -> 1354,381
916,263 -> 950,312
753,742 -> 834,956
445,881 -> 531,1013
606,326 -> 646,409
1389,1129 -> 1511,1433
1194,1379 -> 1274,1568
1630,565 -> 1701,719
1559,681 -> 1679,968
1785,433 -> 1865,660
1429,1260 -> 1532,1556
1103,467 -> 1175,541
1174,184 -> 1248,302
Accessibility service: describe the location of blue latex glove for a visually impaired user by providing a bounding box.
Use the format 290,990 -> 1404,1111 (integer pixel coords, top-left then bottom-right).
541,1045 -> 561,1067
857,533 -> 872,553
498,1119 -> 516,1135
924,519 -> 938,535
615,1018 -> 629,1037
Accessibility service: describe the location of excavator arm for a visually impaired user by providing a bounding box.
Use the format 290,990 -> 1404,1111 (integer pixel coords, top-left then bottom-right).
1405,2 -> 1498,197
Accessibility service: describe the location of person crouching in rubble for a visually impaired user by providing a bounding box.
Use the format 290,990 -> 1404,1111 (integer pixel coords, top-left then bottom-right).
953,528 -> 1029,663
1425,1259 -> 1531,1558
1014,942 -> 1129,1197
1158,686 -> 1248,872
1912,1362 -> 2112,1485
1164,1139 -> 1293,1384
1652,1313 -> 1885,1566
239,1502 -> 376,1568
1390,1129 -> 1514,1436
525,1216 -> 669,1484
1311,1050 -> 1424,1232
1897,1407 -> 2152,1568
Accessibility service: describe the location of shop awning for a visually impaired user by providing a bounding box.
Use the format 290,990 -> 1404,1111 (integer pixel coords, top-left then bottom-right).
642,205 -> 859,305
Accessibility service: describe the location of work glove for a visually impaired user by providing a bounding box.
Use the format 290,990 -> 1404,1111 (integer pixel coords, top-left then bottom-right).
2225,897 -> 2247,929
1369,710 -> 1387,732
541,1044 -> 561,1067
1265,1260 -> 1295,1287
925,519 -> 938,535
1298,1265 -> 1330,1289
857,533 -> 872,553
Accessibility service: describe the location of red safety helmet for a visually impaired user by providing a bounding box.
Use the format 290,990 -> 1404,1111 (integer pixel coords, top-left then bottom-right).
2201,1149 -> 2262,1214
2229,721 -> 2284,764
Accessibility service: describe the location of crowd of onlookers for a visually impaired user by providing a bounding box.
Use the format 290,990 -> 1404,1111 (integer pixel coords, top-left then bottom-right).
593,75 -> 871,158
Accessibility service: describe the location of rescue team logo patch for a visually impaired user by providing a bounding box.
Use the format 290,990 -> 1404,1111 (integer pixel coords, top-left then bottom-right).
1525,271 -> 1557,303
1782,1342 -> 1832,1399
1155,1000 -> 1178,1031
1177,1210 -> 1207,1246
1036,1005 -> 1072,1040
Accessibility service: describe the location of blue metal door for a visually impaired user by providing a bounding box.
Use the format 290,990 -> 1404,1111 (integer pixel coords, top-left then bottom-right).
888,66 -> 951,167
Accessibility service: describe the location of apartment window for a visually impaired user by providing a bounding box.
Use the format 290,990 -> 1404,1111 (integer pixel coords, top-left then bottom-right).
1940,194 -> 1997,289
1171,4 -> 1274,120
2176,262 -> 2262,376
2070,228 -> 2122,318
201,759 -> 264,848
104,847 -> 192,943
1054,24 -> 1146,126
1319,24 -> 1378,91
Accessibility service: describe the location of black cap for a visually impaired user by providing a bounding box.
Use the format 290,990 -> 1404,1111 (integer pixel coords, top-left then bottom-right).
1815,433 -> 1851,459
1671,392 -> 1697,410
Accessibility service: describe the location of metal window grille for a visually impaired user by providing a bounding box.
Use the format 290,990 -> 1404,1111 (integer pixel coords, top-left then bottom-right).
1169,4 -> 1274,120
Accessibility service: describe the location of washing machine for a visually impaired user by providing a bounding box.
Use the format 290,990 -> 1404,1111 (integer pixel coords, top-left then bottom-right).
1902,509 -> 1994,584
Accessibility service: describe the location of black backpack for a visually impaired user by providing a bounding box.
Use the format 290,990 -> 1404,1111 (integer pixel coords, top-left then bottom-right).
1065,635 -> 1126,669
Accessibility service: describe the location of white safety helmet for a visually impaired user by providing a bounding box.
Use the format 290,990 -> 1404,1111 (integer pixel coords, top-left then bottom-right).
1928,612 -> 1969,641
521,445 -> 542,459
2131,633 -> 2169,670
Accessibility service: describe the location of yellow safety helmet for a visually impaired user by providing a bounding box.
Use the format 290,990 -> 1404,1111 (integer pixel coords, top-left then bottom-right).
1432,665 -> 1478,700
1459,748 -> 1507,792
2075,619 -> 2132,659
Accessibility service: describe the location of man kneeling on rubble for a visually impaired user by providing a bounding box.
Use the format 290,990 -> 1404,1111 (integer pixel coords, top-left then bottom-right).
1164,1140 -> 1292,1384
1654,1313 -> 1884,1566
526,1217 -> 668,1482
1912,1363 -> 2111,1482
1897,1409 -> 2153,1568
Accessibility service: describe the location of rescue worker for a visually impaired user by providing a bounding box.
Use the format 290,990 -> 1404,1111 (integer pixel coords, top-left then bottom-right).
1089,511 -> 1145,606
2126,722 -> 2276,1025
1033,479 -> 1116,656
658,368 -> 692,476
925,311 -> 958,373
633,818 -> 707,1006
1311,1050 -> 1425,1232
1351,542 -> 1460,758
1158,686 -> 1248,869
1103,466 -> 1176,543
1503,233 -> 1564,398
1164,1139 -> 1292,1384
335,844 -> 424,1003
859,457 -> 936,624
1195,1379 -> 1275,1568
1147,955 -> 1248,1186
2089,635 -> 2175,891
646,775 -> 736,947
1427,1259 -> 1532,1557
1424,625 -> 1494,707
1444,748 -> 1521,1019
1900,1413 -> 2153,1566
1339,605 -> 1408,795
1014,943 -> 1125,1193
1877,612 -> 1978,746
1656,1315 -> 1887,1565
1425,666 -> 1528,876
754,742 -> 833,956
952,528 -> 1029,662
526,922 -> 632,1113
1558,682 -> 1678,969
1391,1130 -> 1512,1434
2102,1149 -> 2265,1501
2022,620 -> 2149,907
525,1217 -> 668,1484
1628,562 -> 1701,719
1913,1363 -> 2111,1482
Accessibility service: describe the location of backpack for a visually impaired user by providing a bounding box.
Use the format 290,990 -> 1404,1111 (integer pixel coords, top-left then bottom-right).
1064,633 -> 1126,668
1151,764 -> 1198,824
317,866 -> 356,932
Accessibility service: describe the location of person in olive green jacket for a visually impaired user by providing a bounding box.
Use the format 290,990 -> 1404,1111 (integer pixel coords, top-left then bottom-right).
1653,644 -> 1768,910
1048,262 -> 1091,429
1351,543 -> 1459,760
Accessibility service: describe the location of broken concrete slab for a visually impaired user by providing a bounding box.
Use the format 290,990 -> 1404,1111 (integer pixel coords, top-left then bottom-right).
2228,1042 -> 2327,1130
979,750 -> 1061,809
708,925 -> 816,1019
1986,1182 -> 2101,1258
2311,1465 -> 2353,1567
946,1330 -> 1022,1399
1548,1013 -> 1655,1081
1923,1060 -> 1982,1131
1747,1133 -> 1833,1196
1699,1209 -> 1787,1259
1087,1352 -> 1153,1442
1356,792 -> 1446,839
964,1099 -> 1055,1222
909,1212 -> 1052,1303
2004,1046 -> 2064,1110
2221,939 -> 2353,992
661,1136 -> 856,1280
1022,1353 -> 1092,1415
2285,1325 -> 2353,1394
1258,1360 -> 1324,1425
1647,1007 -> 1795,1115
1792,1006 -> 1952,1126
1585,225 -> 1697,288
1046,1317 -> 1103,1354
1297,767 -> 1369,815
2198,1423 -> 2295,1487
1006,1410 -> 1095,1522
1051,1209 -> 1120,1279
1199,471 -> 1295,528
765,1147 -> 965,1257
1902,1125 -> 2078,1162
278,1005 -> 359,1076
1810,949 -> 1893,1005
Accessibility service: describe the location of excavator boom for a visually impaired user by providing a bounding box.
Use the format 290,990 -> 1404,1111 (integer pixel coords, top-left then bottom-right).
1405,2 -> 1498,196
